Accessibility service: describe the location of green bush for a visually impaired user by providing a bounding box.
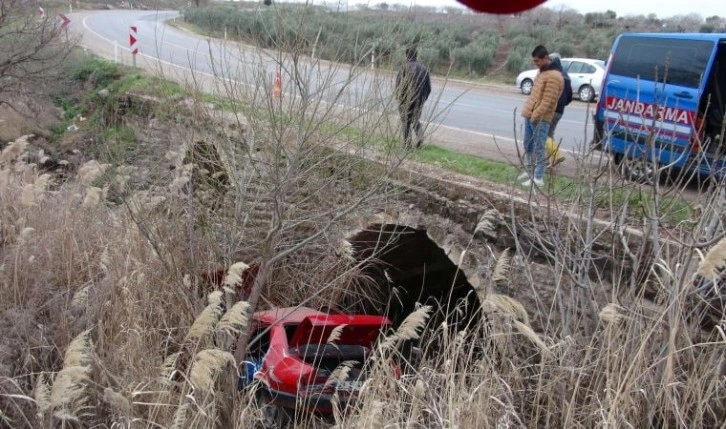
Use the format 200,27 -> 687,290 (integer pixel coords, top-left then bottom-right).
583,32 -> 612,60
452,44 -> 495,77
550,39 -> 575,57
180,4 -> 685,79
506,51 -> 530,74
69,54 -> 122,88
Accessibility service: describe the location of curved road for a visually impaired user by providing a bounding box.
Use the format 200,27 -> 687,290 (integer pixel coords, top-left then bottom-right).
70,9 -> 596,158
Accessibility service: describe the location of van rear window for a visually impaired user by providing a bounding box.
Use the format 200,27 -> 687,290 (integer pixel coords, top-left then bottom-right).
609,37 -> 713,88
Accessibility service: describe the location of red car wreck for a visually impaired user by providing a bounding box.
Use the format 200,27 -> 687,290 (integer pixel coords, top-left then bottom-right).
239,306 -> 394,427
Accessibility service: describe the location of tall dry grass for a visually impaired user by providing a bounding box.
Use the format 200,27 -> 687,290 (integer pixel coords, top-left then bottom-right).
1,112 -> 724,429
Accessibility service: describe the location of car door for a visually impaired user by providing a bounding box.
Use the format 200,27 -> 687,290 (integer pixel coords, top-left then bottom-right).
566,61 -> 589,92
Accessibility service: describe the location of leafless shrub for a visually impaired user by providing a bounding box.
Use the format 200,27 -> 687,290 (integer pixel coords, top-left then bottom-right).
0,0 -> 75,112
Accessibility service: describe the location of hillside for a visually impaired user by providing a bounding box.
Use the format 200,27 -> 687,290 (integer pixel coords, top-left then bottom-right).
43,1 -> 726,82
178,1 -> 726,82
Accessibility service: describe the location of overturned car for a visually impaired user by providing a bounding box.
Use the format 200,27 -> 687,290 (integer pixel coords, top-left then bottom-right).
239,306 -> 394,427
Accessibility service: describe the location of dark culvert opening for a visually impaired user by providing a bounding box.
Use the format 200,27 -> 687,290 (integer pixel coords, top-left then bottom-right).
346,224 -> 480,331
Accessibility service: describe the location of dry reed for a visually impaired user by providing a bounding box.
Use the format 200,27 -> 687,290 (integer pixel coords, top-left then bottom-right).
326,324 -> 347,343
696,237 -> 726,280
185,291 -> 224,342
189,349 -> 236,392
223,261 -> 250,287
380,305 -> 432,349
48,330 -> 92,420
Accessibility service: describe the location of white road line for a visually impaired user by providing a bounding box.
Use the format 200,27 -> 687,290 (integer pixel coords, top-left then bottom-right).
435,123 -> 515,142
81,15 -> 219,80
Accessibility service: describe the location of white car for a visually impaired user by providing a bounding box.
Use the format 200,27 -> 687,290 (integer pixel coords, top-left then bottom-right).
515,57 -> 606,102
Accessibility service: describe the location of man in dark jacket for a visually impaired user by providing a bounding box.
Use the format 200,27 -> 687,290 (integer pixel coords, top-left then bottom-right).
395,47 -> 432,149
547,54 -> 572,167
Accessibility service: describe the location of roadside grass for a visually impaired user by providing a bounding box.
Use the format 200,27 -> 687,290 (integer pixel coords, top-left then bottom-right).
96,125 -> 138,162
412,144 -> 693,225
413,144 -> 516,182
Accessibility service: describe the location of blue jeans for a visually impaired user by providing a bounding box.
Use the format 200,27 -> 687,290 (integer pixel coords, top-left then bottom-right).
523,118 -> 550,181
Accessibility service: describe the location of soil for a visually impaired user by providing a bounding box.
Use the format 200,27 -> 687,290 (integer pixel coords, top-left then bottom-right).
0,103 -> 63,144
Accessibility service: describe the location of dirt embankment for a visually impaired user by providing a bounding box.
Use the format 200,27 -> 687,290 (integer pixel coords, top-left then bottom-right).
2,64 -> 716,336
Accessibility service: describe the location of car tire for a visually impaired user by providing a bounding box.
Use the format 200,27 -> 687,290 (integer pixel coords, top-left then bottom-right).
255,388 -> 292,429
578,85 -> 595,102
520,79 -> 533,95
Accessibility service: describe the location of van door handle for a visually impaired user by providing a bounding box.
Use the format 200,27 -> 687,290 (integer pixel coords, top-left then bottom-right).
674,91 -> 693,99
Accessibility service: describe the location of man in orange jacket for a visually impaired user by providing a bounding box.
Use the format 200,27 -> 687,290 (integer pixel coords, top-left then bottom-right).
518,45 -> 564,188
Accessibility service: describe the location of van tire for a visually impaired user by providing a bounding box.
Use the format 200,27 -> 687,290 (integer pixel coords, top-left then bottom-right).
618,157 -> 660,185
579,85 -> 595,102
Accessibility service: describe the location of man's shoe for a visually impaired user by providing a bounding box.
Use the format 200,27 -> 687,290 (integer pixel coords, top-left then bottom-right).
516,172 -> 530,181
521,178 -> 544,188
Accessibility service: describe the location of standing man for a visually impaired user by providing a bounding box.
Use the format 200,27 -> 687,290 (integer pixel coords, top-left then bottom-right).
546,54 -> 572,168
395,47 -> 431,149
518,45 -> 564,187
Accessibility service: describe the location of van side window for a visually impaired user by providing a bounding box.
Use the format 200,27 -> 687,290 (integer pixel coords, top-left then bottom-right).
609,37 -> 713,88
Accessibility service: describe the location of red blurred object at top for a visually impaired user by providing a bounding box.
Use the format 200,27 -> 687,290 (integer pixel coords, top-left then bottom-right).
456,0 -> 548,14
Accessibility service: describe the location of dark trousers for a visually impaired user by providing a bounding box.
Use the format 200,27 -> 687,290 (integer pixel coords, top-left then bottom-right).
399,100 -> 424,148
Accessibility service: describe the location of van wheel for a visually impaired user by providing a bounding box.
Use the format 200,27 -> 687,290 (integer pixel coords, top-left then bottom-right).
520,79 -> 533,95
579,85 -> 595,102
619,157 -> 659,185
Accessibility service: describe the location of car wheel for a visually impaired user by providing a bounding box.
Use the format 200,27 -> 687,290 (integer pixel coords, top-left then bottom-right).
520,79 -> 533,95
255,389 -> 291,429
579,85 -> 594,102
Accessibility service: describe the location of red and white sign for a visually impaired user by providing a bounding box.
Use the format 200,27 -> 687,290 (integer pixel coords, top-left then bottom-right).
129,26 -> 138,55
604,96 -> 695,139
57,13 -> 70,29
604,96 -> 693,126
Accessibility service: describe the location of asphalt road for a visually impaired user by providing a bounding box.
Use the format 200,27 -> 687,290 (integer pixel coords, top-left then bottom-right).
70,9 -> 597,161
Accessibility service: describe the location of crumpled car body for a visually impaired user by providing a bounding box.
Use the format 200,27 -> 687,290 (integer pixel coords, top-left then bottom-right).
240,306 -> 394,420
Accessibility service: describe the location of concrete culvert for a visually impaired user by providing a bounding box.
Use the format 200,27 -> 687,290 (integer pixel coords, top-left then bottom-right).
344,223 -> 481,332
